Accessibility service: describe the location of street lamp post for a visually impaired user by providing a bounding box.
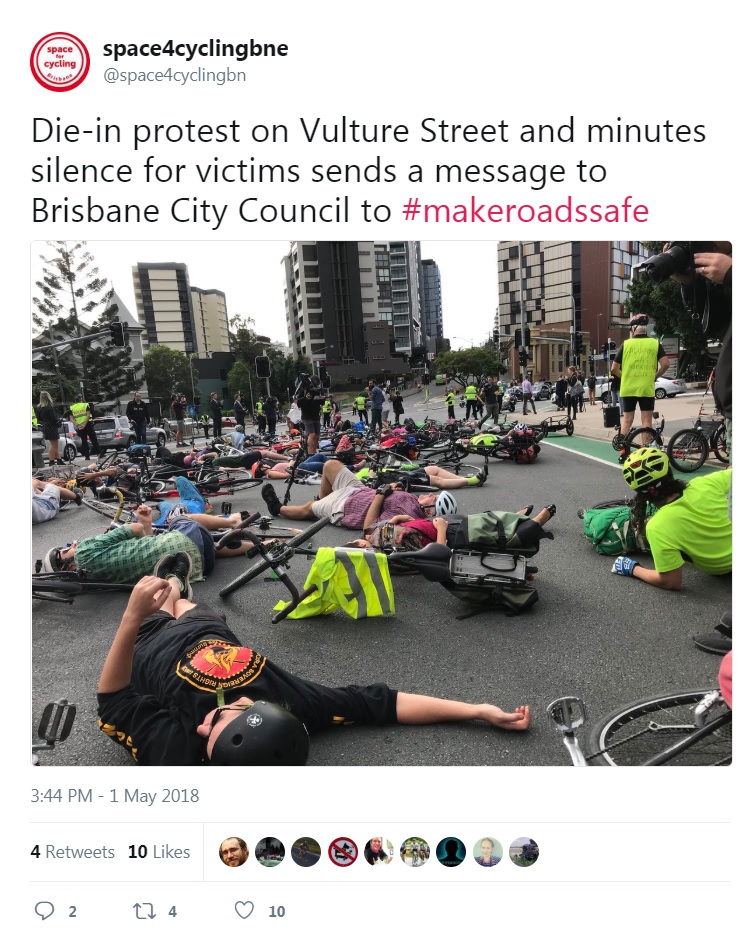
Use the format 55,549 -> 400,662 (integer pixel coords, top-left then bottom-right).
186,352 -> 198,446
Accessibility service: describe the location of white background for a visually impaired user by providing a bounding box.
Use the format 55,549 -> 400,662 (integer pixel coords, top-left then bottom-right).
10,1 -> 745,934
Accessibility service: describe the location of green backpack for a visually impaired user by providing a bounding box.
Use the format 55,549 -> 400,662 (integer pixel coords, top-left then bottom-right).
582,506 -> 650,556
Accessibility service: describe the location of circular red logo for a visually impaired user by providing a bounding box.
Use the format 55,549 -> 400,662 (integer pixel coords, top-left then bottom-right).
31,33 -> 90,91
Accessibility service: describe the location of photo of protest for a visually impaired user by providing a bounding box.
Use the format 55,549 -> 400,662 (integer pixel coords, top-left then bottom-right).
31,239 -> 731,768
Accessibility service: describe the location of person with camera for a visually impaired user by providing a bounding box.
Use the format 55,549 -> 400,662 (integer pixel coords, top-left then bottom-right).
660,242 -> 732,459
611,314 -> 670,460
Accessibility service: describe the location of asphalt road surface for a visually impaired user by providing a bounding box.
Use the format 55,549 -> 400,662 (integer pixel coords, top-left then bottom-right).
32,392 -> 730,767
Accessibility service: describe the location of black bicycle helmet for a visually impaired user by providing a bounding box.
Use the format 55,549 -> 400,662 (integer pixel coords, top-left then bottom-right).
629,312 -> 649,328
210,701 -> 310,766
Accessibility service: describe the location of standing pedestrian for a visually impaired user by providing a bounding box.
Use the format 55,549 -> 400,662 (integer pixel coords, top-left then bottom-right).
172,395 -> 186,446
209,392 -> 223,438
355,391 -> 368,423
587,373 -> 597,406
445,387 -> 456,420
369,381 -> 385,433
262,394 -> 278,438
555,375 -> 567,411
199,411 -> 211,440
36,391 -> 61,466
565,367 -> 582,423
464,381 -> 479,420
233,393 -> 248,430
382,392 -> 391,426
126,391 -> 150,444
521,376 -> 537,416
610,373 -> 621,412
479,375 -> 500,426
392,391 -> 404,426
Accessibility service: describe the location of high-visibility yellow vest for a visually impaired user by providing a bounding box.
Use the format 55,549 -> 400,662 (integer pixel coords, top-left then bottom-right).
620,338 -> 659,398
322,401 -> 332,414
32,407 -> 38,428
256,401 -> 264,415
355,395 -> 366,409
446,391 -> 455,406
465,385 -> 478,401
70,402 -> 90,428
274,548 -> 394,619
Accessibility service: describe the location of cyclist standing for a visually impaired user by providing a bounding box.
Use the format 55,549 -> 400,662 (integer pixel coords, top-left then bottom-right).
612,313 -> 670,462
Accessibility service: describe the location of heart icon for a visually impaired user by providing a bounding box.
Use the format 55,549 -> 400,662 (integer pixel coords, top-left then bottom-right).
234,901 -> 254,919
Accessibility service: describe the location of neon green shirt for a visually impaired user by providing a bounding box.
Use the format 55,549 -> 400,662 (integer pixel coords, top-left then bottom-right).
646,469 -> 732,574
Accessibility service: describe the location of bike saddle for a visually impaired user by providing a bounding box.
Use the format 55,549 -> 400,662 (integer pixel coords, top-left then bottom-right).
389,543 -> 452,582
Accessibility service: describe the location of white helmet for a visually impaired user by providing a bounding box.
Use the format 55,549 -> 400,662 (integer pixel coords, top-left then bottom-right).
234,424 -> 245,433
433,491 -> 459,517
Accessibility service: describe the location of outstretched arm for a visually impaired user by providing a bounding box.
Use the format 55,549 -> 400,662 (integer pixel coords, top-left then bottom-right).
396,693 -> 530,731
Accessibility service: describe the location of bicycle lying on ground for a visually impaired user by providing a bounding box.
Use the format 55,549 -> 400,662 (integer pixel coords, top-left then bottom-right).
547,688 -> 731,766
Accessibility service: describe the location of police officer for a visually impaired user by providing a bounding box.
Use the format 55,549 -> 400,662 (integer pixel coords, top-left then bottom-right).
199,412 -> 211,440
355,392 -> 368,423
445,388 -> 456,420
464,382 -> 479,420
66,400 -> 100,459
321,396 -> 333,430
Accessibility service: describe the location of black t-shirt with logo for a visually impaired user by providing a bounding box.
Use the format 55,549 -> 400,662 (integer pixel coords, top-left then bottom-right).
97,612 -> 397,765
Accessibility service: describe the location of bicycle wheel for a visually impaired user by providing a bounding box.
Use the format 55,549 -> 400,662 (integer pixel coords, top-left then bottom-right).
710,422 -> 729,464
622,425 -> 663,455
587,689 -> 732,766
565,418 -> 574,436
81,497 -> 137,524
666,429 -> 709,473
434,461 -> 484,478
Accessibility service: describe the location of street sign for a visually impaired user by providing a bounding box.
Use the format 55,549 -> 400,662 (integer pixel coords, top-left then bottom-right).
328,838 -> 358,867
661,335 -> 680,379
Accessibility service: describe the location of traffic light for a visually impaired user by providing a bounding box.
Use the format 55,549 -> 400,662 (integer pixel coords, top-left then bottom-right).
492,328 -> 500,345
519,349 -> 528,367
255,355 -> 271,378
602,342 -> 608,357
514,328 -> 522,348
318,364 -> 331,389
524,327 -> 531,347
194,396 -> 201,407
574,333 -> 582,355
109,320 -> 126,346
589,354 -> 595,369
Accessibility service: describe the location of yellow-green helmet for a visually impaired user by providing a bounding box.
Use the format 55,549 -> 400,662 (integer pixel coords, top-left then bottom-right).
622,447 -> 669,490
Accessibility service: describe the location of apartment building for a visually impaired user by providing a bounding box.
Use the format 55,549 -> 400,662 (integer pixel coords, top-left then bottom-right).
496,241 -> 651,378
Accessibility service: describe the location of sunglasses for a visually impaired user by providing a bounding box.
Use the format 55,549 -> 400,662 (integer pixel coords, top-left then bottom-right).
209,689 -> 252,730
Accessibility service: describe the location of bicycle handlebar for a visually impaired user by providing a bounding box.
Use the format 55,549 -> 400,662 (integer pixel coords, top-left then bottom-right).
214,512 -> 262,550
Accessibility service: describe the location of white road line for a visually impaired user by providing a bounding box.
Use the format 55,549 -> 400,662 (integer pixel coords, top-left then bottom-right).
540,439 -> 624,470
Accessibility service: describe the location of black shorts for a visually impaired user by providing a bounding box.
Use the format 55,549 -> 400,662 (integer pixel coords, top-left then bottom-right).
136,603 -> 226,644
620,395 -> 654,412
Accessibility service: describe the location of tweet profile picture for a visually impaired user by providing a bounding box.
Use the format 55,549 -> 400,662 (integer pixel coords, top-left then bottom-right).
509,837 -> 540,867
474,836 -> 503,868
364,836 -> 394,866
400,837 -> 430,867
292,837 -> 321,868
255,837 -> 285,867
30,33 -> 90,92
436,837 -> 466,868
219,836 -> 249,868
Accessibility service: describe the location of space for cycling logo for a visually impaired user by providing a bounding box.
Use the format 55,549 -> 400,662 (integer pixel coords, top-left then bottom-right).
31,33 -> 90,91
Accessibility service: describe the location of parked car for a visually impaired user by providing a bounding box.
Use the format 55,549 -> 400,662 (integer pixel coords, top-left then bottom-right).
531,381 -> 552,401
597,376 -> 687,402
32,420 -> 80,462
654,376 -> 687,398
93,416 -> 167,450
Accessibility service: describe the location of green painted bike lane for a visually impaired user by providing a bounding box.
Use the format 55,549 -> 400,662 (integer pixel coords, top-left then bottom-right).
540,433 -> 721,481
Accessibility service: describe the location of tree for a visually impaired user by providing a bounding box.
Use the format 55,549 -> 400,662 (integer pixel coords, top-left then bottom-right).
432,348 -> 502,387
143,346 -> 195,416
32,241 -> 115,400
226,360 -> 257,407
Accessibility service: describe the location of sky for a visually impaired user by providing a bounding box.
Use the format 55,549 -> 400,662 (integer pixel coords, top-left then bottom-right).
30,240 -> 499,348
